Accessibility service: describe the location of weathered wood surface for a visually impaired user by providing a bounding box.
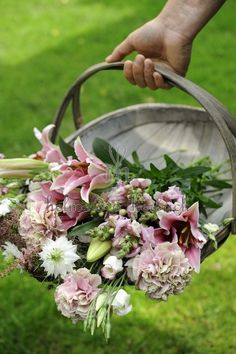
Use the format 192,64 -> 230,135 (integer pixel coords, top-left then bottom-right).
67,103 -> 232,226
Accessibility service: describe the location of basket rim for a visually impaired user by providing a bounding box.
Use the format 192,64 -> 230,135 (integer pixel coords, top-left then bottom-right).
65,102 -> 233,261
65,103 -> 209,143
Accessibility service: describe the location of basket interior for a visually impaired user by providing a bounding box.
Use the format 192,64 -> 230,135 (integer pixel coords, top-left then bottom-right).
67,103 -> 232,224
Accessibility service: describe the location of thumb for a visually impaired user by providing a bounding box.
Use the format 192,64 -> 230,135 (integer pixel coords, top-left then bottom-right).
106,37 -> 134,62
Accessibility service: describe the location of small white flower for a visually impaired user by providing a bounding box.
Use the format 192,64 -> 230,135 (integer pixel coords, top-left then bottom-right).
0,198 -> 12,216
112,289 -> 132,316
101,255 -> 123,280
39,236 -> 80,278
203,223 -> 219,234
2,242 -> 23,261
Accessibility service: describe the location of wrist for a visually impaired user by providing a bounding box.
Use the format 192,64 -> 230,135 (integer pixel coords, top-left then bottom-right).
157,6 -> 199,42
156,0 -> 225,41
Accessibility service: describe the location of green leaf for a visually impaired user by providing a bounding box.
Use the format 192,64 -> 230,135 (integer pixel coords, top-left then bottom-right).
59,137 -> 77,159
68,218 -> 102,237
164,154 -> 180,170
197,194 -> 222,209
92,137 -> 132,169
132,150 -> 141,166
150,163 -> 160,174
207,179 -> 232,189
178,166 -> 211,178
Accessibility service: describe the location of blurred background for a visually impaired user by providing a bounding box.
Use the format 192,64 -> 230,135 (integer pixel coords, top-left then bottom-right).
0,0 -> 236,353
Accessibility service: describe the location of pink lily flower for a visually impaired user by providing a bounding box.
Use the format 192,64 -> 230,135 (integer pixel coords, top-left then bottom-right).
51,137 -> 112,203
29,181 -> 64,204
33,124 -> 66,164
28,181 -> 88,230
158,202 -> 206,272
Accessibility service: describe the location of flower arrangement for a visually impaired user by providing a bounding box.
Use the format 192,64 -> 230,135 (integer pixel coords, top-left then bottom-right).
0,124 -> 231,340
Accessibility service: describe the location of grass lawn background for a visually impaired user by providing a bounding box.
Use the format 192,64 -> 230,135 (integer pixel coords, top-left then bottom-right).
0,1 -> 236,353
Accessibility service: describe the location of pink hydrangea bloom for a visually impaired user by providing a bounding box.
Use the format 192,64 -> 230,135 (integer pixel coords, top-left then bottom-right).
111,216 -> 157,257
142,192 -> 155,211
51,137 -> 112,203
127,204 -> 138,220
19,201 -> 65,248
159,202 -> 206,272
140,225 -> 157,248
55,268 -> 101,322
132,242 -> 192,300
154,185 -> 186,214
112,217 -> 142,257
130,178 -> 151,189
33,124 -> 66,164
104,180 -> 130,205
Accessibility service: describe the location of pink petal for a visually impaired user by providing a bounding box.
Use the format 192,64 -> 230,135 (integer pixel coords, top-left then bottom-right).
88,162 -> 106,176
80,173 -> 111,203
64,174 -> 91,195
51,171 -> 74,191
184,246 -> 201,273
182,202 -> 199,224
46,150 -> 65,163
74,137 -> 89,161
80,184 -> 90,203
159,211 -> 184,231
154,228 -> 177,243
183,203 -> 206,245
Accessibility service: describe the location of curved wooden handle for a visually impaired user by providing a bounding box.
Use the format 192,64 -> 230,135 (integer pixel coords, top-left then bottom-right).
52,62 -> 236,224
52,61 -> 236,138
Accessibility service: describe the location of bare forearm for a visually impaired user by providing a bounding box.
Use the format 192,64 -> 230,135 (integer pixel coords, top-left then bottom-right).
158,0 -> 226,40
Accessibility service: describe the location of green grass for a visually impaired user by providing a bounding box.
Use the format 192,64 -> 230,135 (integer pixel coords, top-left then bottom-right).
0,0 -> 236,353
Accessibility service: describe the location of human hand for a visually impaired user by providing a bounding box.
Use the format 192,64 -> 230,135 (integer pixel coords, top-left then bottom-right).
106,18 -> 193,89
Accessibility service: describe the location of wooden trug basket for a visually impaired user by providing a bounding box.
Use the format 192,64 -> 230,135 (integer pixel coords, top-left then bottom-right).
51,62 -> 236,262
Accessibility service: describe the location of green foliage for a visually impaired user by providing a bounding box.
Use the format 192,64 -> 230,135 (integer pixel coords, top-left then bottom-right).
58,137 -> 77,159
94,137 -> 231,218
69,218 -> 103,238
93,137 -> 133,170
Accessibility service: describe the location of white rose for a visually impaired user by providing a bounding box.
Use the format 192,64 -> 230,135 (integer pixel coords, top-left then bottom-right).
112,289 -> 132,316
101,255 -> 123,280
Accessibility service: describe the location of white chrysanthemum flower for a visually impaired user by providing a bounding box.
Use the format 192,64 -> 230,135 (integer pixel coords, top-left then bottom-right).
39,236 -> 80,278
2,241 -> 23,261
0,198 -> 12,216
112,289 -> 132,316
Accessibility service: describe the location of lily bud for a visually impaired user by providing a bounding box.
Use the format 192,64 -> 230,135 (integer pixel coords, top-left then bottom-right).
87,237 -> 112,262
0,158 -> 48,178
97,307 -> 107,328
95,293 -> 107,311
